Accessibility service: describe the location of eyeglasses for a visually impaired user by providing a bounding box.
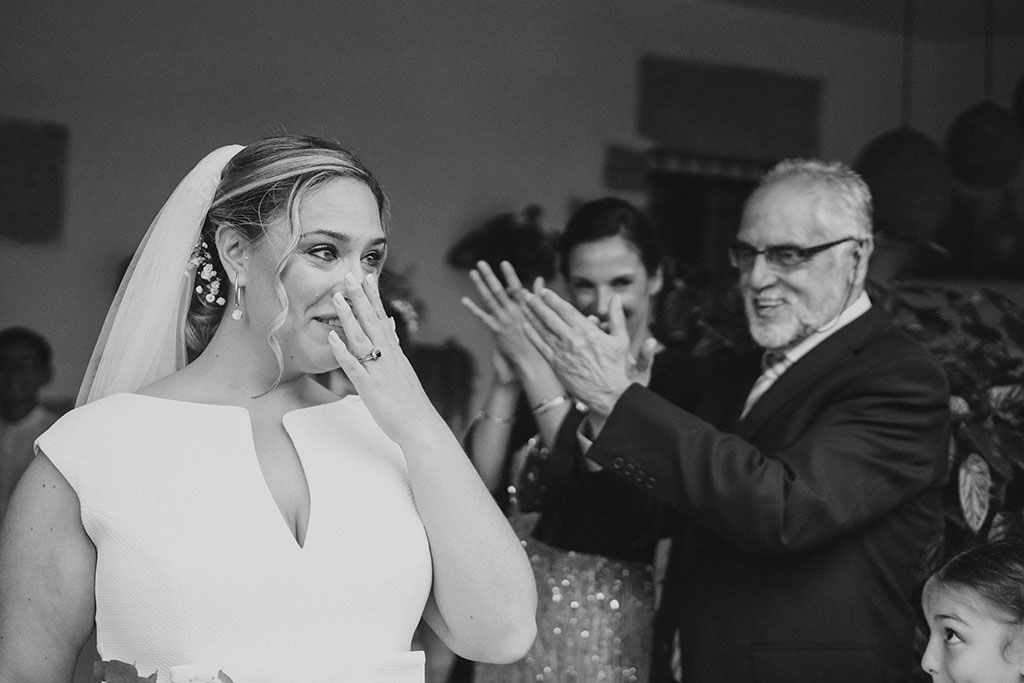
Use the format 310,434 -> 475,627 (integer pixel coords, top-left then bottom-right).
728,237 -> 863,270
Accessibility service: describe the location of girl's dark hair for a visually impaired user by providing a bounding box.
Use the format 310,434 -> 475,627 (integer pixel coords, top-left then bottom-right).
934,538 -> 1024,623
184,135 -> 388,367
556,197 -> 663,280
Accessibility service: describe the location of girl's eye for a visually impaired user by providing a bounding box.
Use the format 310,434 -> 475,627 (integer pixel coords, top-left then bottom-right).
943,628 -> 963,645
571,281 -> 595,291
307,245 -> 338,262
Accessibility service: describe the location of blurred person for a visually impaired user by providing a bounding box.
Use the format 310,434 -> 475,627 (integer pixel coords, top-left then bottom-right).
519,160 -> 950,682
0,327 -> 60,523
0,135 -> 535,683
464,198 -> 697,683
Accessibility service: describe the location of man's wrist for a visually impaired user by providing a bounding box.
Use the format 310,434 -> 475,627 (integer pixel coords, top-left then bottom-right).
583,381 -> 630,421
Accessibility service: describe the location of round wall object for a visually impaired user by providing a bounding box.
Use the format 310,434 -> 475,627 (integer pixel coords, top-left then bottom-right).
855,126 -> 954,242
946,100 -> 1024,188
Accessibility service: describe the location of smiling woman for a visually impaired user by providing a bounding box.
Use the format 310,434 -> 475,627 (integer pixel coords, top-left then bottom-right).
229,176 -> 389,380
0,136 -> 537,683
465,197 -> 680,683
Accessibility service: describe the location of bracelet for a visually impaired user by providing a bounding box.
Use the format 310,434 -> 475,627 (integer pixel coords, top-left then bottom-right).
477,410 -> 514,425
531,394 -> 569,417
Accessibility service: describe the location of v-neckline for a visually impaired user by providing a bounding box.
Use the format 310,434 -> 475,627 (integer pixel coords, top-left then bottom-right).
127,393 -> 348,550
247,406 -> 312,550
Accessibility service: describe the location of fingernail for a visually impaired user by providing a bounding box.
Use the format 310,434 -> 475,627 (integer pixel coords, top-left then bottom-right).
345,273 -> 357,287
328,330 -> 340,343
365,273 -> 375,285
333,292 -> 346,305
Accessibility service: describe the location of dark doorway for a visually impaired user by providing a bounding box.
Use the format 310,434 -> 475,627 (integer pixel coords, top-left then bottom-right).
644,154 -> 766,352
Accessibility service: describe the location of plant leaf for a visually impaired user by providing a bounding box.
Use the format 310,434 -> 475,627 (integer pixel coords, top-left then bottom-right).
958,452 -> 992,533
987,384 -> 1024,419
949,395 -> 972,418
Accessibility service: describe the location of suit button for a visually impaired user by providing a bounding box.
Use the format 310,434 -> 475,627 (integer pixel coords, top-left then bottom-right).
644,477 -> 657,490
634,468 -> 646,482
623,463 -> 635,476
611,457 -> 625,470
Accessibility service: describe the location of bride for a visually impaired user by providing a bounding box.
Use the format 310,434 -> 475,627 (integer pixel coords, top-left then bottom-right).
0,136 -> 536,683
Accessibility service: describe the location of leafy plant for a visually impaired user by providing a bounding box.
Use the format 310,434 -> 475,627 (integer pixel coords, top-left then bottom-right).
875,282 -> 1024,559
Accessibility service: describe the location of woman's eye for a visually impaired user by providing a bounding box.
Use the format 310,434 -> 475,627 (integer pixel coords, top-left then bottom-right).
943,628 -> 963,645
362,250 -> 384,268
307,245 -> 338,261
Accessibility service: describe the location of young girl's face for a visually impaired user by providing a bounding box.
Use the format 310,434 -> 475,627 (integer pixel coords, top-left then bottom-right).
921,578 -> 1024,683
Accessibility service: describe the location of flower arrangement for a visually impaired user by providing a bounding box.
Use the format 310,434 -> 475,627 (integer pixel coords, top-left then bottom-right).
94,661 -> 234,683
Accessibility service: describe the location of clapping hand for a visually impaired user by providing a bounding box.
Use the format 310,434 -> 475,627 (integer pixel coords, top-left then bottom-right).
462,260 -> 549,374
520,285 -> 657,419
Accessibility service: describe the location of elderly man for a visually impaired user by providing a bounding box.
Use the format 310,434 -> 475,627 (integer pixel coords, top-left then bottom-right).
521,160 -> 950,682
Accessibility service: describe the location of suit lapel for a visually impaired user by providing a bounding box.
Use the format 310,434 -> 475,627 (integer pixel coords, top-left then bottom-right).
735,306 -> 890,440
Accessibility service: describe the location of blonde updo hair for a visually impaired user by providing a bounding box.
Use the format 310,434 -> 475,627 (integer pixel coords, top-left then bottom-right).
184,135 -> 389,372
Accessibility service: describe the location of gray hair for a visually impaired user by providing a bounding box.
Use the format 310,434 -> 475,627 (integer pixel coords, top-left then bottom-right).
760,159 -> 873,237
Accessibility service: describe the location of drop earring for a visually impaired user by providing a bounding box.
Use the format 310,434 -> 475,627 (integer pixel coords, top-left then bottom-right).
232,282 -> 244,321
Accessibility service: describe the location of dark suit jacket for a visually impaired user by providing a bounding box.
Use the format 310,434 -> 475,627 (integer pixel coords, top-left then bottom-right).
530,347 -> 698,561
555,306 -> 950,682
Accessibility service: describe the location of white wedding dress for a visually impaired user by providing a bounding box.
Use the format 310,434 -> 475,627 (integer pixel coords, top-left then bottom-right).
38,393 -> 432,683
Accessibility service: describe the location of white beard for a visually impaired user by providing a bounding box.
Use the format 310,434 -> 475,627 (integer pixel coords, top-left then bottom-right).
744,296 -> 841,351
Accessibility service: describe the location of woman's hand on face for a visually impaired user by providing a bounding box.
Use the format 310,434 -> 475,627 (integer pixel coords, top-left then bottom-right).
327,272 -> 441,442
462,260 -> 548,371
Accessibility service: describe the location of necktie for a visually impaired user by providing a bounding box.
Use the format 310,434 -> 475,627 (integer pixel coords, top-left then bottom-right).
740,350 -> 789,419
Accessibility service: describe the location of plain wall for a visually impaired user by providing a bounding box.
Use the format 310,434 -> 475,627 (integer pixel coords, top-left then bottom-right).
1,0 -> 1020,404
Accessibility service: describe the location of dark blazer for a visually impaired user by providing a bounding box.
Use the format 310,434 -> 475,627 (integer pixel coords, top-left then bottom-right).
530,347 -> 698,561
562,306 -> 949,682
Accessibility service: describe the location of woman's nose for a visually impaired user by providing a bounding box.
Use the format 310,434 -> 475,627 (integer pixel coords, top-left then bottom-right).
595,287 -> 613,314
340,260 -> 365,286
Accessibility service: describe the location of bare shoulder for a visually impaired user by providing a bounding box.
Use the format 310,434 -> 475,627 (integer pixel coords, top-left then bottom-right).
0,453 -> 96,682
1,451 -> 93,564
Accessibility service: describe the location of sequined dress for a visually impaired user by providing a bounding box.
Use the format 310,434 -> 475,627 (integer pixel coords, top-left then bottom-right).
474,485 -> 655,683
